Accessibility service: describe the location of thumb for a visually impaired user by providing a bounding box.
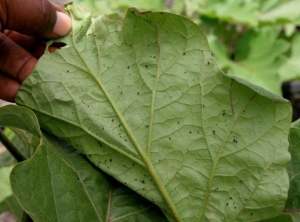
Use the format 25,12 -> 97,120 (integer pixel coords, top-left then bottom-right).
0,0 -> 72,38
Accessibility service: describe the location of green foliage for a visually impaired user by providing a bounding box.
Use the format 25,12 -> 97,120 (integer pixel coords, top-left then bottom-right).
280,34 -> 300,81
1,1 -> 300,221
286,119 -> 300,209
70,0 -> 300,95
10,3 -> 292,221
0,105 -> 167,222
0,166 -> 22,221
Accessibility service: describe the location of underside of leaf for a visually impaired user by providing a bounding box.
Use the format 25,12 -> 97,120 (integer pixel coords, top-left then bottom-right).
16,3 -> 291,222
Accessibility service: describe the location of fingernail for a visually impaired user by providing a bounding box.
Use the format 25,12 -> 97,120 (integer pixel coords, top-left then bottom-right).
53,11 -> 72,36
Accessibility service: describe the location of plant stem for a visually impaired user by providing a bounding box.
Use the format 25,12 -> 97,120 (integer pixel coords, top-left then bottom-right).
0,129 -> 25,162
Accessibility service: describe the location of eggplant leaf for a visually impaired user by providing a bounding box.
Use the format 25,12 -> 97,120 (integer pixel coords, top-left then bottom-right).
0,105 -> 166,222
286,119 -> 300,209
16,3 -> 292,221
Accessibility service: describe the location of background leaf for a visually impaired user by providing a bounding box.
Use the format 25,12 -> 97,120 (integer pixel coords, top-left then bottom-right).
280,34 -> 300,82
261,212 -> 300,222
0,166 -> 22,221
16,4 -> 292,221
211,27 -> 289,94
259,0 -> 300,25
199,0 -> 259,26
1,105 -> 167,222
286,119 -> 300,209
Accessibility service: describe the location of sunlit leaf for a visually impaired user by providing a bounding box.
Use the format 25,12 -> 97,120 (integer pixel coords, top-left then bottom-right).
259,0 -> 300,25
199,0 -> 259,26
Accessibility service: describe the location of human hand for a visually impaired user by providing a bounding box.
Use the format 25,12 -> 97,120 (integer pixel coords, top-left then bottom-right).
0,0 -> 72,102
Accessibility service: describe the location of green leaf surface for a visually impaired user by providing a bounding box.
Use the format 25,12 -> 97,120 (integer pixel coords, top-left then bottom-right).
0,166 -> 22,221
16,3 -> 292,221
280,34 -> 300,82
199,0 -> 259,26
286,119 -> 300,209
3,105 -> 166,222
261,212 -> 300,222
259,0 -> 300,25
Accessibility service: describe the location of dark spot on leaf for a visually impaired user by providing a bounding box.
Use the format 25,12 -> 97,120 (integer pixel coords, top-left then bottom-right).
132,163 -> 135,166
213,130 -> 215,135
110,159 -> 112,162
146,125 -> 149,128
142,180 -> 145,184
189,131 -> 192,134
137,92 -> 140,95
127,66 -> 129,69
160,12 -> 163,14
146,65 -> 148,68
230,197 -> 232,199
169,137 -> 171,140
226,203 -> 228,206
208,61 -> 210,64
67,70 -> 69,72
251,213 -> 253,216
112,119 -> 114,122
183,52 -> 186,55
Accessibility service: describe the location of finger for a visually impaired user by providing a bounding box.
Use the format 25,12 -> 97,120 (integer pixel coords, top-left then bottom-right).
0,0 -> 71,38
0,33 -> 37,82
0,74 -> 20,102
4,30 -> 46,58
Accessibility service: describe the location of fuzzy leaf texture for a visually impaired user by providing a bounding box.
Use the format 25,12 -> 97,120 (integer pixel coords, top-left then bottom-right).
16,3 -> 292,222
0,105 -> 167,222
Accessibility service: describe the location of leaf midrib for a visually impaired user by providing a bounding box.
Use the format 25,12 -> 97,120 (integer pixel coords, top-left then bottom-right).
68,10 -> 181,222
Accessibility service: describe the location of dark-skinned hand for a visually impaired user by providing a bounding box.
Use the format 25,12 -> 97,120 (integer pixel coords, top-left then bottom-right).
0,0 -> 72,102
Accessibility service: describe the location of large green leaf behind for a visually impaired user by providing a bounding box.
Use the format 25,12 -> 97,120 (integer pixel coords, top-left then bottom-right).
0,105 -> 166,222
16,4 -> 291,221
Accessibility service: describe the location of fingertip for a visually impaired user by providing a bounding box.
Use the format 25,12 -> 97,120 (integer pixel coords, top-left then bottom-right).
53,11 -> 72,37
0,75 -> 20,102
